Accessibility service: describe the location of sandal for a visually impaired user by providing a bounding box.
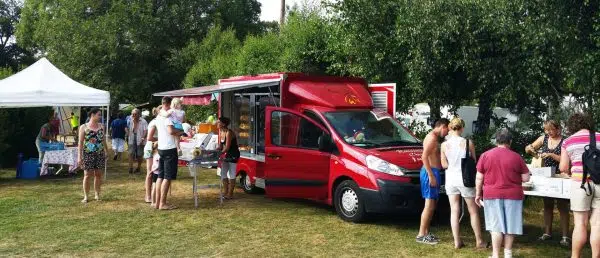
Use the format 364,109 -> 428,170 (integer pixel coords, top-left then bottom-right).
159,205 -> 178,210
475,242 -> 489,250
455,241 -> 465,249
538,234 -> 552,241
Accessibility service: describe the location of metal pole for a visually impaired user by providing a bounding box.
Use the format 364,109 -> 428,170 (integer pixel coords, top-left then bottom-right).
194,172 -> 198,208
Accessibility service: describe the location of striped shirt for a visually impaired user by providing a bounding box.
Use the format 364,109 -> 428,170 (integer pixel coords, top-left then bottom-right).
563,130 -> 600,182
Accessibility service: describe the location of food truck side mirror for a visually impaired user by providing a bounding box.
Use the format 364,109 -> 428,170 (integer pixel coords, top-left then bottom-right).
318,134 -> 333,152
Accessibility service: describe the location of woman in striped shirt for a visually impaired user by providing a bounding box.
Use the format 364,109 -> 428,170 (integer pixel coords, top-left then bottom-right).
560,113 -> 600,258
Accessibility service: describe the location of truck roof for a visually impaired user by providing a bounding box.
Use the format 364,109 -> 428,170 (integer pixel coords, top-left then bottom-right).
155,73 -> 375,110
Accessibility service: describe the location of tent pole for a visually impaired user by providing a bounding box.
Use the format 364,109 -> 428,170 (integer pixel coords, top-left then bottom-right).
105,105 -> 109,180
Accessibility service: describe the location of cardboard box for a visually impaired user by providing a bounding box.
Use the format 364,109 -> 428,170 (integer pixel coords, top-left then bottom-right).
529,167 -> 554,178
532,176 -> 563,195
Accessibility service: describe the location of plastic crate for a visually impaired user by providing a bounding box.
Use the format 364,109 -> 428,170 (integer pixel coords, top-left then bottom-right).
21,159 -> 40,179
39,142 -> 65,152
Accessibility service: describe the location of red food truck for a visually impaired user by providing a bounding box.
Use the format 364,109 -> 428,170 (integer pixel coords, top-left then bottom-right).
155,73 -> 433,222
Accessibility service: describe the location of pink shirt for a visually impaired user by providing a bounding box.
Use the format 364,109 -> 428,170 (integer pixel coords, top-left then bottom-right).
476,147 -> 529,200
562,130 -> 600,182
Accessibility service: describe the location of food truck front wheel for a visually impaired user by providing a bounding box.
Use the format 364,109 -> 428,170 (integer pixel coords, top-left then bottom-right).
240,173 -> 261,194
334,180 -> 368,223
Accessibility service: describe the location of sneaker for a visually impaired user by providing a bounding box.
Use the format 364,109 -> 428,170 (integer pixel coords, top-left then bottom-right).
560,237 -> 571,247
538,234 -> 552,241
416,235 -> 439,245
427,233 -> 440,241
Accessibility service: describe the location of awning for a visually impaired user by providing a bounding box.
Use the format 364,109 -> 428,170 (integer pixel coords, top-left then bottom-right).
154,78 -> 281,97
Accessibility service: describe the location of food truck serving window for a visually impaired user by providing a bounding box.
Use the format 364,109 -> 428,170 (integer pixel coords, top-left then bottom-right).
271,111 -> 325,150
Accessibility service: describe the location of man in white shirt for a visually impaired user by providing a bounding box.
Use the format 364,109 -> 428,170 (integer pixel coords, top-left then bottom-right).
153,96 -> 185,210
125,108 -> 148,174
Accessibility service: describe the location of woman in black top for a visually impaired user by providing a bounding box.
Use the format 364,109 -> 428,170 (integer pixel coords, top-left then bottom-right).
525,120 -> 570,246
218,117 -> 240,199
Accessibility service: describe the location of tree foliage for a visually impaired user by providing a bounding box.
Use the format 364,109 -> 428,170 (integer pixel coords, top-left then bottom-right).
16,0 -> 262,104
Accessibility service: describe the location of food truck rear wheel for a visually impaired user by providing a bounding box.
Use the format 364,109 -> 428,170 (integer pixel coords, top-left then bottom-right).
334,180 -> 367,223
240,173 -> 260,194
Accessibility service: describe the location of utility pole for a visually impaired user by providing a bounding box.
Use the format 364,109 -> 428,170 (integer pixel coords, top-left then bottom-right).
280,0 -> 285,26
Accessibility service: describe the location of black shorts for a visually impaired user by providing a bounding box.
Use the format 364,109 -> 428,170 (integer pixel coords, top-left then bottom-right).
158,148 -> 178,180
152,173 -> 158,183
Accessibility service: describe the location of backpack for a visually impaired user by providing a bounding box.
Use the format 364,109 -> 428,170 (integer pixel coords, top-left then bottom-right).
461,139 -> 477,187
581,131 -> 600,195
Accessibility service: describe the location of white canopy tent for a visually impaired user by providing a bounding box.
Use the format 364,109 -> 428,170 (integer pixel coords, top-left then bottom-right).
0,58 -> 111,178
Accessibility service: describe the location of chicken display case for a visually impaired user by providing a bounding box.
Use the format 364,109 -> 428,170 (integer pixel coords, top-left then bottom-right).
221,91 -> 279,156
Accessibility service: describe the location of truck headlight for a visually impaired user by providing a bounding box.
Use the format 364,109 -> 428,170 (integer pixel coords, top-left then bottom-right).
365,155 -> 405,176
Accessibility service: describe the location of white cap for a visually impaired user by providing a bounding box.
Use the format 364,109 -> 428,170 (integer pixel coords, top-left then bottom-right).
182,123 -> 192,133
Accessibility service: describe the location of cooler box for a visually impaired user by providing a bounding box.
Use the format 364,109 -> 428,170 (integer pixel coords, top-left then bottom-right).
39,142 -> 65,152
197,123 -> 217,134
529,166 -> 554,178
532,176 -> 563,195
21,159 -> 40,179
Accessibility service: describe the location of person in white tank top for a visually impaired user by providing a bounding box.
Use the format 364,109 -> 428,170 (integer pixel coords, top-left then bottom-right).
440,117 -> 486,249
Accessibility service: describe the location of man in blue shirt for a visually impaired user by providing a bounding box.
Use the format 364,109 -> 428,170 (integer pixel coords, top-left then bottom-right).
110,112 -> 128,161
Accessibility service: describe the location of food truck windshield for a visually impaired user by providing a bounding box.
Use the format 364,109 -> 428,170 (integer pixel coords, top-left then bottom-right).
324,110 -> 420,149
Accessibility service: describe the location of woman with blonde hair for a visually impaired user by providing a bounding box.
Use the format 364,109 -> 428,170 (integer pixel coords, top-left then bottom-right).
525,120 -> 570,246
441,117 -> 486,249
143,106 -> 162,203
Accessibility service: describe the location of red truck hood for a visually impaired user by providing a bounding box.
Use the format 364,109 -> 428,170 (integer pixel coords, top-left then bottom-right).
366,147 -> 423,171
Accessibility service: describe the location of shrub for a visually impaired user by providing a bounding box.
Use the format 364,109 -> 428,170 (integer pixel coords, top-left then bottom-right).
0,107 -> 54,168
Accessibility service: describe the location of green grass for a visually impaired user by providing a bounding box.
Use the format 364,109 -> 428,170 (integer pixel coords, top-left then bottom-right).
0,159 -> 592,257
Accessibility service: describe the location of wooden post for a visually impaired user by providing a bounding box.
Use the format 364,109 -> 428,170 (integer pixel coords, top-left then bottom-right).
280,0 -> 285,25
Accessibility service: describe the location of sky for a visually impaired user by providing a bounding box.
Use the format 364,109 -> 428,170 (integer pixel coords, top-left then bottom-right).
258,0 -> 304,21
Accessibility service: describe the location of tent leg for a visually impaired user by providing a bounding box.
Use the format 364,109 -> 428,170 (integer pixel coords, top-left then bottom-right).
105,105 -> 109,180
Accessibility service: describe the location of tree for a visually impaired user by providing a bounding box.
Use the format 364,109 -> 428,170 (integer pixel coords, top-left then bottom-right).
237,33 -> 283,75
16,0 -> 262,104
279,10 -> 332,74
212,0 -> 262,39
327,0 -> 414,112
181,27 -> 242,88
0,0 -> 33,70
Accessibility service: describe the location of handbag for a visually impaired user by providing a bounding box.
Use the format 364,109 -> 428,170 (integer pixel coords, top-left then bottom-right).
461,139 -> 477,187
220,152 -> 239,163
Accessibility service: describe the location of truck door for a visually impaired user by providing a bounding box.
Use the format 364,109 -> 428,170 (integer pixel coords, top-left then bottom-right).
368,83 -> 396,116
264,107 -> 331,200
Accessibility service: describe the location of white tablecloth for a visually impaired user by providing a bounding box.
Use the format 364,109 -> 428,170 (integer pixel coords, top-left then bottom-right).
41,147 -> 79,175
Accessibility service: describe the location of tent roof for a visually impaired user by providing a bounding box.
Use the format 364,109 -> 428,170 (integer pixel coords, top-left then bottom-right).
0,58 -> 110,107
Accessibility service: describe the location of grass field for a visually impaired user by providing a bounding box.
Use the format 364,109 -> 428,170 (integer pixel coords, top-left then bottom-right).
0,159 -> 592,257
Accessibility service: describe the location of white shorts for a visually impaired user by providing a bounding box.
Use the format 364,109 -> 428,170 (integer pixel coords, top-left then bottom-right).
220,162 -> 237,180
570,180 -> 600,212
112,138 -> 125,152
445,185 -> 476,198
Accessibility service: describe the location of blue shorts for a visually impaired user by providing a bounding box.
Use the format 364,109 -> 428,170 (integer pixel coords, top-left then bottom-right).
484,199 -> 523,235
420,167 -> 442,200
173,122 -> 183,131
